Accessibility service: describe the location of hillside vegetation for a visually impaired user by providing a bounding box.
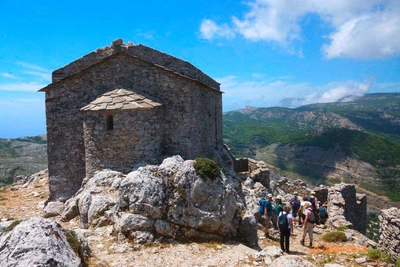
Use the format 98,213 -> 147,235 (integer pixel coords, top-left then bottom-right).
223,93 -> 400,204
0,135 -> 47,185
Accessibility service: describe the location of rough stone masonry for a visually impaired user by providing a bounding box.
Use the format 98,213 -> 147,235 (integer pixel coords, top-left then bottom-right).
40,39 -> 223,201
379,207 -> 400,260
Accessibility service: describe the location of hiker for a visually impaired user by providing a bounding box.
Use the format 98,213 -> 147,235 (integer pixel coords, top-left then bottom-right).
259,193 -> 273,236
297,196 -> 310,226
308,191 -> 319,211
301,202 -> 316,247
318,202 -> 328,225
278,205 -> 294,253
274,195 -> 285,227
289,191 -> 301,219
308,191 -> 320,225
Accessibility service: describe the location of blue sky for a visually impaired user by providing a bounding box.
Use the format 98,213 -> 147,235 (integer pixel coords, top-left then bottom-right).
1,0 -> 399,138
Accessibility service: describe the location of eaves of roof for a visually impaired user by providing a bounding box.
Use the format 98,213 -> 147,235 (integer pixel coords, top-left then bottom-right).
39,52 -> 222,94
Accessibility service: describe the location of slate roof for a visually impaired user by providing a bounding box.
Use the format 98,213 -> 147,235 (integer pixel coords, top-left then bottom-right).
81,88 -> 162,111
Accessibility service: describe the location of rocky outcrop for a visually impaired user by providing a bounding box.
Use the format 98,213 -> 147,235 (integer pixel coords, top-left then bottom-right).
379,207 -> 400,260
59,156 -> 253,245
0,217 -> 86,266
327,183 -> 367,234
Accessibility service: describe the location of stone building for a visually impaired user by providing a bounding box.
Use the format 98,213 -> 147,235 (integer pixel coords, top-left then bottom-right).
40,39 -> 223,201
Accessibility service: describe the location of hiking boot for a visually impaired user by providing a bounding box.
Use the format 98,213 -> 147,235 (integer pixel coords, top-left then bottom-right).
300,239 -> 304,246
309,242 -> 313,248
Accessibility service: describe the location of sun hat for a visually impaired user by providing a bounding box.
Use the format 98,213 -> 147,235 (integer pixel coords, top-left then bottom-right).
311,191 -> 316,195
267,193 -> 273,198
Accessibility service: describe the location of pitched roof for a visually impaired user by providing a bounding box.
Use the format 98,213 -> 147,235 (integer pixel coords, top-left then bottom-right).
81,88 -> 162,111
39,39 -> 220,92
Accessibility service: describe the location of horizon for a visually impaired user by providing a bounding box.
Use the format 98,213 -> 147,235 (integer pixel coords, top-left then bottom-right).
1,1 -> 399,138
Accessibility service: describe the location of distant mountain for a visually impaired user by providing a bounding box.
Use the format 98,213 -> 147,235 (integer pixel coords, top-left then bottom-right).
223,93 -> 400,204
0,135 -> 47,185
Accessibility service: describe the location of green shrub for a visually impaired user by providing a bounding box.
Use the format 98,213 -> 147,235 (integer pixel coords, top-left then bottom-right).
336,225 -> 348,232
194,158 -> 221,180
367,248 -> 381,259
395,257 -> 400,267
380,251 -> 392,262
322,231 -> 347,242
64,230 -> 81,255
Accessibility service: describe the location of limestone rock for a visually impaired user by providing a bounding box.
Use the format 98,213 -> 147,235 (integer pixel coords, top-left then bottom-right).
270,255 -> 316,267
43,201 -> 65,218
0,217 -> 82,266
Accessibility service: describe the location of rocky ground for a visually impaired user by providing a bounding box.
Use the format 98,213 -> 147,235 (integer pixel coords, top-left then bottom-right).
0,172 -> 391,266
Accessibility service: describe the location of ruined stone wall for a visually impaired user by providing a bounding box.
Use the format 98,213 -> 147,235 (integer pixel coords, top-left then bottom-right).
52,40 -> 220,90
379,207 -> 400,260
45,53 -> 222,201
83,107 -> 164,177
327,183 -> 367,234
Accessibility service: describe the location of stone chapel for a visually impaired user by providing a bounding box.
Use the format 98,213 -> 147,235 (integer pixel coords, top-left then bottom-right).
40,39 -> 223,201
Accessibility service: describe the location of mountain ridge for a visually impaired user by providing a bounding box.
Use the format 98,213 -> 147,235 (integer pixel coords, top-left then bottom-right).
223,93 -> 400,205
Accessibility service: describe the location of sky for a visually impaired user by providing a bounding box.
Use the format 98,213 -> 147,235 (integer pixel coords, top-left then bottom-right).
1,0 -> 400,138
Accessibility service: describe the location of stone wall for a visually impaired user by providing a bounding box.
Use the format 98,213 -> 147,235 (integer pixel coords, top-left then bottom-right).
379,207 -> 400,260
273,178 -> 328,204
234,158 -> 271,191
52,39 -> 220,90
327,183 -> 367,234
42,43 -> 222,201
83,107 -> 164,177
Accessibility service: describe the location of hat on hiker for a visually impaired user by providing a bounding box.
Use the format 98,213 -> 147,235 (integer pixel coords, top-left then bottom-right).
276,195 -> 282,200
267,193 -> 273,198
311,191 -> 316,195
294,191 -> 298,195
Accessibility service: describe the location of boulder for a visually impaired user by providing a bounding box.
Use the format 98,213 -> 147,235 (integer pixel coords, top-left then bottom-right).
60,156 -> 249,244
43,201 -> 65,218
0,217 -> 83,266
270,255 -> 316,267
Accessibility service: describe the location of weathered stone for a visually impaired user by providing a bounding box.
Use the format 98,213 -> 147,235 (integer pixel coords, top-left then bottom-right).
327,183 -> 367,234
0,217 -> 82,266
42,201 -> 65,218
270,255 -> 316,267
379,207 -> 400,260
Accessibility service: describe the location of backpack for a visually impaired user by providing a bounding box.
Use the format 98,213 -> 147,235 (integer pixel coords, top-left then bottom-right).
319,207 -> 328,218
290,196 -> 300,209
278,212 -> 289,229
309,197 -> 317,211
259,198 -> 267,214
308,209 -> 319,224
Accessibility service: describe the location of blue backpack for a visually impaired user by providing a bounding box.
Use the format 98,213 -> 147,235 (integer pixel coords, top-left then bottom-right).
278,212 -> 289,229
319,207 -> 328,218
259,198 -> 267,214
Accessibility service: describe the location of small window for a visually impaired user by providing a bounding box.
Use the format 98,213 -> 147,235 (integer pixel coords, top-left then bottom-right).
106,115 -> 114,131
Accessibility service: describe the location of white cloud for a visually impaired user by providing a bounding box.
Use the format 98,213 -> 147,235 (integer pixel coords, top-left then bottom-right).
1,73 -> 17,79
219,75 -> 378,111
200,19 -> 235,40
0,82 -> 47,92
322,10 -> 400,59
23,71 -> 51,80
16,61 -> 50,73
200,0 -> 400,59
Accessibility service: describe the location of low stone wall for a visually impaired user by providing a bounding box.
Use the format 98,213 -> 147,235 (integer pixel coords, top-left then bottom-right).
234,158 -> 271,191
379,207 -> 400,260
327,183 -> 367,234
274,178 -> 328,204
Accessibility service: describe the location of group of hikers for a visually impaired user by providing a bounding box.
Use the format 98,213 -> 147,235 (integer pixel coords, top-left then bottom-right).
258,191 -> 328,253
